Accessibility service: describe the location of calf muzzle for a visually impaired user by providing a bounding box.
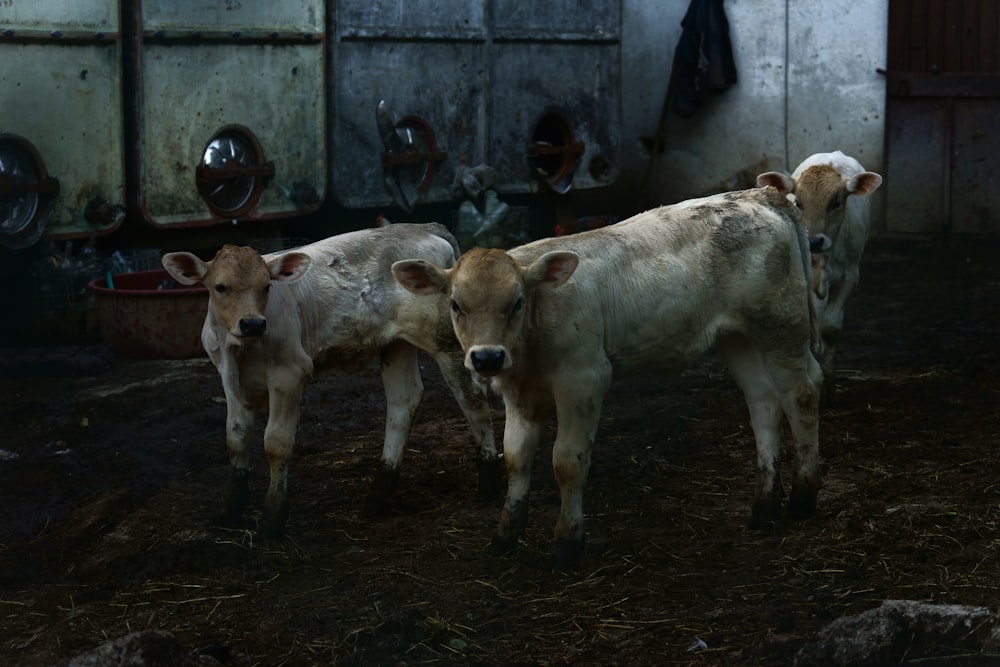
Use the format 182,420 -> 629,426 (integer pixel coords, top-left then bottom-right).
239,317 -> 267,337
470,348 -> 506,374
809,235 -> 832,253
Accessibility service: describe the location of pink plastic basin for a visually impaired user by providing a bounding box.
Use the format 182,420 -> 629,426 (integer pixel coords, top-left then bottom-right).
88,269 -> 207,359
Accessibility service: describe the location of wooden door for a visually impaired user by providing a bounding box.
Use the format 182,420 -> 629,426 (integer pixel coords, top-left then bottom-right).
885,0 -> 1000,235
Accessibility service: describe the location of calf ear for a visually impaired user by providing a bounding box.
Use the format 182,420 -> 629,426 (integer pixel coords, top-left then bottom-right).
392,259 -> 449,295
756,171 -> 797,195
847,171 -> 882,197
525,251 -> 578,290
161,252 -> 209,286
268,252 -> 310,282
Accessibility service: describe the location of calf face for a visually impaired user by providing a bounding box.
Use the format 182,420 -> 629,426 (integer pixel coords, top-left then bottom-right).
792,165 -> 882,245
163,245 -> 310,345
393,248 -> 579,376
757,164 -> 881,248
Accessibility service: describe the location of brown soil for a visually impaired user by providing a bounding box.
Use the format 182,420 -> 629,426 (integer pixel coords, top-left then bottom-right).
1,238 -> 998,666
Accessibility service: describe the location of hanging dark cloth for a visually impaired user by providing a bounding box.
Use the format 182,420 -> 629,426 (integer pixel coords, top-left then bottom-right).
671,0 -> 738,118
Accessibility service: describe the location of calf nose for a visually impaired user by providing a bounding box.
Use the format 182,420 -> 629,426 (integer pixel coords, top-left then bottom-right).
809,234 -> 832,253
239,317 -> 267,337
470,348 -> 506,374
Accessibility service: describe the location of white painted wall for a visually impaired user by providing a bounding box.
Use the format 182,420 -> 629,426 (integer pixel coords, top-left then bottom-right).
581,0 -> 889,229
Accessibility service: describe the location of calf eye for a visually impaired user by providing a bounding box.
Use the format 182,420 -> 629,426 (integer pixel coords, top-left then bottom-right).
214,283 -> 228,295
450,299 -> 462,315
509,297 -> 523,318
827,198 -> 842,212
263,284 -> 271,295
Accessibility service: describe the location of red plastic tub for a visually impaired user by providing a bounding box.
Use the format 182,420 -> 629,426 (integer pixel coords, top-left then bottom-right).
88,269 -> 208,359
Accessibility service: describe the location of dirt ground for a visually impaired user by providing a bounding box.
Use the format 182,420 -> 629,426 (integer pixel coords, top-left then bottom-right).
1,237 -> 998,666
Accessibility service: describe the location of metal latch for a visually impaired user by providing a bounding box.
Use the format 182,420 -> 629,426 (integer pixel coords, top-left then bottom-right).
377,100 -> 447,212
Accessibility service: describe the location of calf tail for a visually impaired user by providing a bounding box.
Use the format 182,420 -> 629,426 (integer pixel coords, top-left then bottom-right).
426,221 -> 462,263
795,225 -> 823,361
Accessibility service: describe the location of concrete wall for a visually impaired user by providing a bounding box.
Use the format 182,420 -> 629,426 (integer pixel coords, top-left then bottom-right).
580,0 -> 888,230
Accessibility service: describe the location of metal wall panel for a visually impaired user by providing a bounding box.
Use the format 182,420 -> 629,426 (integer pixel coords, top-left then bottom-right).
143,0 -> 323,31
330,0 -> 621,209
0,0 -> 124,242
0,0 -> 114,30
492,0 -> 618,34
489,40 -> 620,194
331,0 -> 485,210
137,1 -> 325,228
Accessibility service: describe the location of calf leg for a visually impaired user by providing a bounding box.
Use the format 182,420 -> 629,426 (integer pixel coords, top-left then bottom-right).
727,351 -> 785,527
261,370 -> 305,538
766,351 -> 823,520
547,368 -> 609,570
433,346 -> 503,500
818,268 -> 856,404
491,405 -> 542,557
365,340 -> 423,516
221,394 -> 254,528
550,410 -> 602,571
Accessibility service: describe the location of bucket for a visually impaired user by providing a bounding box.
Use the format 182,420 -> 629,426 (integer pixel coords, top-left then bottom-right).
88,269 -> 208,359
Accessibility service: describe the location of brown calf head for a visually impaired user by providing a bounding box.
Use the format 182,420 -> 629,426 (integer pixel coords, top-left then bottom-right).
393,247 -> 578,376
162,244 -> 310,344
757,165 -> 882,248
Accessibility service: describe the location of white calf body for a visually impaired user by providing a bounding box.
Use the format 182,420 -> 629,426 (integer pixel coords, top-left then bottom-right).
394,188 -> 823,569
162,223 -> 500,536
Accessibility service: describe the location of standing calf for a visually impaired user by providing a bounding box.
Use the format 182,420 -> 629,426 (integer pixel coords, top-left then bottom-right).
758,151 -> 882,397
394,187 -> 823,570
162,223 -> 501,537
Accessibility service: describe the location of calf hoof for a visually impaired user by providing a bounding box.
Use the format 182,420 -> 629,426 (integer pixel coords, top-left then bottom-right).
552,539 -> 583,572
476,457 -> 506,501
364,465 -> 400,517
258,520 -> 286,541
261,498 -> 289,539
214,510 -> 248,530
749,499 -> 782,529
787,486 -> 819,520
488,536 -> 519,558
222,469 -> 249,522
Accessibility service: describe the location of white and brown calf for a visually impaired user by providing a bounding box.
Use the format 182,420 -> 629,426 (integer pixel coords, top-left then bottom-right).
758,151 -> 882,397
162,223 -> 501,537
394,187 -> 824,570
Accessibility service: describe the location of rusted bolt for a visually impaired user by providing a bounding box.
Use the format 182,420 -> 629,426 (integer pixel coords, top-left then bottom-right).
85,196 -> 125,226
